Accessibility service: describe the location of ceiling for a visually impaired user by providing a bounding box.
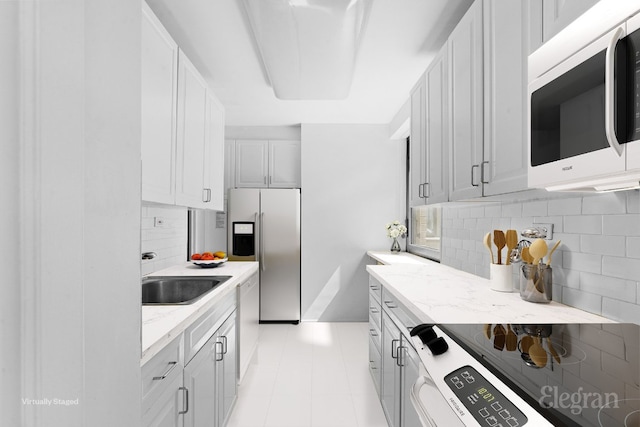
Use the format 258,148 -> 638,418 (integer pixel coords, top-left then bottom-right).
145,0 -> 473,127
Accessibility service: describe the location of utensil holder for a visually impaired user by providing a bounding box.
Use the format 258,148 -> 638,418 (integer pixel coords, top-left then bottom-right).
490,264 -> 514,292
520,264 -> 552,303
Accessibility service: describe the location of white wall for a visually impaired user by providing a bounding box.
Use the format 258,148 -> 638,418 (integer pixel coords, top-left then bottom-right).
301,124 -> 406,321
12,1 -> 142,425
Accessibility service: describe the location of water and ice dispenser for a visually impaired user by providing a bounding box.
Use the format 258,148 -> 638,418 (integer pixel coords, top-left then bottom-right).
232,222 -> 255,257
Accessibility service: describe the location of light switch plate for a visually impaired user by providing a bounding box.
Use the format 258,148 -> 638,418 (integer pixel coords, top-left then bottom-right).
154,217 -> 165,227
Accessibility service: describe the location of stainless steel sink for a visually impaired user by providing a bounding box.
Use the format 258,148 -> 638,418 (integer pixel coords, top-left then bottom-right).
142,276 -> 231,305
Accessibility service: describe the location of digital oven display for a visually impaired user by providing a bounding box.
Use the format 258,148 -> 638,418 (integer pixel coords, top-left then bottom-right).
445,366 -> 528,427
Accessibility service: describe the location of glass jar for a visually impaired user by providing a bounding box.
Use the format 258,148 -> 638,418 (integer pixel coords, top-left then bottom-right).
520,264 -> 552,303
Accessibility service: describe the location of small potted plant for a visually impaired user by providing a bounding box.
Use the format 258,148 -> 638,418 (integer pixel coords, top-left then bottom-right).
385,220 -> 407,253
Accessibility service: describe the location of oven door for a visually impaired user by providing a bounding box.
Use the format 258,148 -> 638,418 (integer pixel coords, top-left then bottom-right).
410,364 -> 464,427
528,24 -> 627,189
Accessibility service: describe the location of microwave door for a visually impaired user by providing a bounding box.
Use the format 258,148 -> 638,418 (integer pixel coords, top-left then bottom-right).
626,13 -> 640,172
528,25 -> 627,190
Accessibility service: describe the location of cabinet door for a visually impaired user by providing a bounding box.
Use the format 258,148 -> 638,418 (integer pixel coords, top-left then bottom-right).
448,0 -> 483,201
224,140 -> 236,194
183,337 -> 216,427
268,140 -> 301,188
409,76 -> 426,207
381,312 -> 401,427
542,0 -> 598,43
141,3 -> 178,205
482,0 -> 528,196
175,50 -> 208,209
205,93 -> 225,211
216,313 -> 237,427
235,140 -> 268,188
142,373 -> 183,427
399,339 -> 422,427
425,45 -> 448,204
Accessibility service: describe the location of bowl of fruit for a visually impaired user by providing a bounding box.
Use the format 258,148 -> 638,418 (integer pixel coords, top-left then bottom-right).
190,251 -> 227,268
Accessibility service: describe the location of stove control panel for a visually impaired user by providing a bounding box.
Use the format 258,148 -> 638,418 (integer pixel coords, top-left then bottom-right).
445,366 -> 528,426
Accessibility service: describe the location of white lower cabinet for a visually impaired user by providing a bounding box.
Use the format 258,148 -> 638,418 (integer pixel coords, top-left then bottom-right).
370,276 -> 422,427
142,293 -> 237,427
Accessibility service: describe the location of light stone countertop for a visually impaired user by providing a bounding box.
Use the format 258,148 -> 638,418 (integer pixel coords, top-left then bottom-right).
141,261 -> 259,365
366,251 -> 613,324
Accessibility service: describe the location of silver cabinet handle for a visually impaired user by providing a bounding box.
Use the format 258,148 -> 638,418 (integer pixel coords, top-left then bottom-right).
369,306 -> 379,314
605,26 -> 624,156
221,335 -> 228,355
396,346 -> 405,367
369,360 -> 377,370
481,161 -> 489,184
178,387 -> 189,415
391,338 -> 400,359
202,188 -> 212,202
471,164 -> 480,187
384,300 -> 398,309
423,182 -> 430,198
152,361 -> 177,380
369,285 -> 379,291
215,341 -> 224,362
418,183 -> 423,199
263,176 -> 267,185
369,329 -> 378,337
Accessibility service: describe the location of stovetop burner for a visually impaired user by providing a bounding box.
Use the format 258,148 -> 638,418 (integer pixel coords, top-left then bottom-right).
440,323 -> 640,427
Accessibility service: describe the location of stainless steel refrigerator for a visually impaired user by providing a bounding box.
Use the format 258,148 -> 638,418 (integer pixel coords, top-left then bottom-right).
228,189 -> 300,323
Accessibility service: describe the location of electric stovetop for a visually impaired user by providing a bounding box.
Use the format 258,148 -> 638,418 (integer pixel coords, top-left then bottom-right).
439,323 -> 640,427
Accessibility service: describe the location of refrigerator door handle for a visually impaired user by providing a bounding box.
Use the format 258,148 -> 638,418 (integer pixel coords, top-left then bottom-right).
260,212 -> 265,272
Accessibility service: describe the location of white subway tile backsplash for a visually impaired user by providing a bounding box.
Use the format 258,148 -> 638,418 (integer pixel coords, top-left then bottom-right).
140,204 -> 188,276
440,191 -> 640,323
548,197 -> 582,216
579,235 -> 625,256
563,215 -> 602,235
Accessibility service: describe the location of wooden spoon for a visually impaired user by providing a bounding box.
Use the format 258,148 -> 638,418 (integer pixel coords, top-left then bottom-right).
483,232 -> 495,264
529,239 -> 548,266
505,324 -> 517,351
493,324 -> 506,351
529,337 -> 548,368
546,240 -> 562,265
546,338 -> 561,364
520,335 -> 534,354
483,324 -> 492,340
494,230 -> 506,265
505,230 -> 518,265
521,247 -> 532,264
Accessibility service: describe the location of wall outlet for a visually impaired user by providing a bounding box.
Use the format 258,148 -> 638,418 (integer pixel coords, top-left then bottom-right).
154,217 -> 165,227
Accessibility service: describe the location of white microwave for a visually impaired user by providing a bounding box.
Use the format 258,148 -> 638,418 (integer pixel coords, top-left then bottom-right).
528,4 -> 640,192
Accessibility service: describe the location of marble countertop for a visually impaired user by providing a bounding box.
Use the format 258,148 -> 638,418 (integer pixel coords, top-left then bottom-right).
141,261 -> 259,365
366,251 -> 613,324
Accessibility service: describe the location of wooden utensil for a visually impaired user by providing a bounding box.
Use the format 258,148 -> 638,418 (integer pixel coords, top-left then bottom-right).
546,338 -> 561,364
483,324 -> 492,340
520,335 -> 534,353
505,324 -> 517,351
505,230 -> 518,265
529,239 -> 548,266
546,240 -> 562,265
483,232 -> 494,264
493,324 -> 506,351
529,336 -> 548,368
521,247 -> 532,264
494,230 -> 506,265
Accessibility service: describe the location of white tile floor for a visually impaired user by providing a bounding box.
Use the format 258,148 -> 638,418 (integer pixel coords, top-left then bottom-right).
226,322 -> 389,427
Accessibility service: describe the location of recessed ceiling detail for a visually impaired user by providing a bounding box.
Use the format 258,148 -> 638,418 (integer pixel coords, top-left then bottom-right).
241,0 -> 373,100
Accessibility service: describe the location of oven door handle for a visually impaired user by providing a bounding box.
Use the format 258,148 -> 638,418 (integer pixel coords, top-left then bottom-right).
410,376 -> 439,427
605,25 -> 625,157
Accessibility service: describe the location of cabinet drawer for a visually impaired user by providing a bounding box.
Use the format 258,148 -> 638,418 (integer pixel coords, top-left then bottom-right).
141,334 -> 184,415
368,319 -> 381,354
184,290 -> 236,363
369,297 -> 381,332
369,276 -> 382,305
382,288 -> 421,338
368,335 -> 382,396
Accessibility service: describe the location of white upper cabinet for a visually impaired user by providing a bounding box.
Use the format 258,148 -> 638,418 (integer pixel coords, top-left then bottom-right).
235,140 -> 269,188
141,3 -> 225,211
448,0 -> 484,201
141,2 -> 178,205
224,139 -> 236,196
541,0 -> 599,42
269,140 -> 301,188
482,0 -> 528,196
175,50 -> 208,209
205,93 -> 225,211
234,139 -> 301,189
409,45 -> 448,206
